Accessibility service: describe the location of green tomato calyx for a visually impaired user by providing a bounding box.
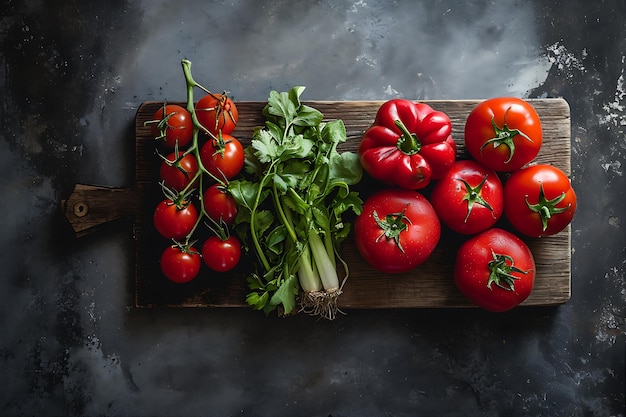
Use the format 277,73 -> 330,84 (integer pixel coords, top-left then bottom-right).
487,250 -> 529,291
457,175 -> 494,223
373,208 -> 412,253
525,182 -> 570,232
480,108 -> 534,164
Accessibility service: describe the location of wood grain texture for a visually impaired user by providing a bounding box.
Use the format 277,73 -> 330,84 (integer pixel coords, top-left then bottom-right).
129,99 -> 571,309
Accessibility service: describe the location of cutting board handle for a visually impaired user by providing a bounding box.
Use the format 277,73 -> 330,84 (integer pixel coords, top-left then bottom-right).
62,184 -> 141,237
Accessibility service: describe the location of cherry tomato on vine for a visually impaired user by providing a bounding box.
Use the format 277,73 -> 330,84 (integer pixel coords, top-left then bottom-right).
430,160 -> 503,235
201,235 -> 241,272
153,199 -> 198,241
464,97 -> 542,172
454,228 -> 535,312
150,104 -> 194,148
160,244 -> 201,283
203,183 -> 238,226
200,134 -> 245,181
354,188 -> 440,274
504,164 -> 577,237
195,93 -> 238,135
160,152 -> 199,192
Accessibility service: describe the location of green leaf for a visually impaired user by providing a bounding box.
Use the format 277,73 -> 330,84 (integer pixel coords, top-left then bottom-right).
333,191 -> 363,218
288,86 -> 306,107
243,146 -> 263,176
227,179 -> 259,212
293,105 -> 324,127
282,188 -> 310,215
329,150 -> 362,186
269,273 -> 300,314
265,90 -> 297,123
265,122 -> 284,144
321,119 -> 347,144
252,129 -> 280,163
280,159 -> 311,182
272,173 -> 290,194
255,209 -> 275,238
246,290 -> 269,311
311,204 -> 331,233
279,134 -> 315,161
266,225 -> 287,255
246,274 -> 266,291
331,191 -> 363,242
334,222 -> 352,242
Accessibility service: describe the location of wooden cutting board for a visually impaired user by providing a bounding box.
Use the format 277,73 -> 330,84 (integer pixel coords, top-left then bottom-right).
62,98 -> 572,309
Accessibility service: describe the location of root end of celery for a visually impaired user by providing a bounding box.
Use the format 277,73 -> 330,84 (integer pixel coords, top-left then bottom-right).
299,288 -> 344,320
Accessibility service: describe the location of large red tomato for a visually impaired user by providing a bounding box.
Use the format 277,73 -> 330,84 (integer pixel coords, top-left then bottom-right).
454,228 -> 535,312
430,160 -> 503,235
464,97 -> 542,172
504,164 -> 577,237
354,189 -> 440,274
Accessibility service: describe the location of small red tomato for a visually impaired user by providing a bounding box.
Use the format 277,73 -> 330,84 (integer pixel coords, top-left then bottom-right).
354,188 -> 441,274
153,199 -> 198,241
159,152 -> 199,192
430,160 -> 503,235
160,245 -> 201,283
464,97 -> 542,172
200,134 -> 245,181
203,183 -> 238,226
195,93 -> 238,135
454,228 -> 535,312
150,104 -> 194,148
201,235 -> 241,272
504,164 -> 577,237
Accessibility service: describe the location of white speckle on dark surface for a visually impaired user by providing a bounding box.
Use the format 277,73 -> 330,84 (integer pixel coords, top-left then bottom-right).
546,42 -> 586,73
600,55 -> 626,128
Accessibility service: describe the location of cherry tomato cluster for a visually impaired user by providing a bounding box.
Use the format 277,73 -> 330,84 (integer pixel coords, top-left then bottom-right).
146,72 -> 244,284
355,97 -> 577,312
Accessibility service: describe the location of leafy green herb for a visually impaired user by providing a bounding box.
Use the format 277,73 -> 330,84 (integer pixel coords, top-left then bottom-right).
228,87 -> 363,319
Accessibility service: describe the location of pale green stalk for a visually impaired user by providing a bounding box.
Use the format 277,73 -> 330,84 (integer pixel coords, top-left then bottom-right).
308,229 -> 340,291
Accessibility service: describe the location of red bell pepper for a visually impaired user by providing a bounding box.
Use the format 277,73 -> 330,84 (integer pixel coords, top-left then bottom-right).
358,99 -> 457,189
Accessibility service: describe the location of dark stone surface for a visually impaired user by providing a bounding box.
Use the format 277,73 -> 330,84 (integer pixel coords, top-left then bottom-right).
1,1 -> 624,416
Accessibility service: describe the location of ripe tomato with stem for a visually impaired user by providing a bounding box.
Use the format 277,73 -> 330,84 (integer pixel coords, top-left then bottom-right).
161,243 -> 201,283
195,92 -> 238,136
201,235 -> 241,273
148,104 -> 194,149
153,197 -> 198,241
464,97 -> 542,172
200,133 -> 245,181
159,151 -> 199,192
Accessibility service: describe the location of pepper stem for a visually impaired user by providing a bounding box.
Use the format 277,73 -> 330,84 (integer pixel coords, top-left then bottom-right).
394,120 -> 421,155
